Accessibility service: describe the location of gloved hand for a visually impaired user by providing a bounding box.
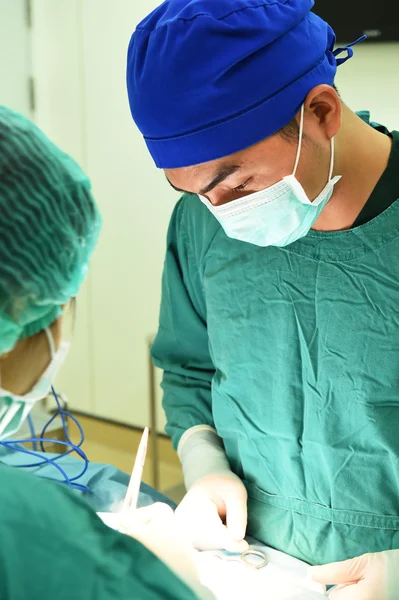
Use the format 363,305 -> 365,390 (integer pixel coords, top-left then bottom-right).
175,473 -> 249,552
127,503 -> 215,600
177,426 -> 249,552
309,549 -> 399,600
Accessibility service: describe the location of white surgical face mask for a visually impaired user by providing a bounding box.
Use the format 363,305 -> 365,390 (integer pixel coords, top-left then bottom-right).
0,328 -> 70,440
199,105 -> 341,247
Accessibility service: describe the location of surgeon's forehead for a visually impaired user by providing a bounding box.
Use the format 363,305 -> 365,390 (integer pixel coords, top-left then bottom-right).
165,133 -> 284,192
165,142 -> 256,183
165,159 -> 240,195
169,156 -> 239,178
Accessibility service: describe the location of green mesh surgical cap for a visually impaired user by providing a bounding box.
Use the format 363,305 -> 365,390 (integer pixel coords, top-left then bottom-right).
0,106 -> 101,355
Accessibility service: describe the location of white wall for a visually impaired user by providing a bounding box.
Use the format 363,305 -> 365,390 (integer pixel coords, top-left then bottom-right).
28,2 -> 399,431
30,0 -> 94,415
80,0 -> 177,428
31,0 -> 177,430
335,43 -> 399,129
31,0 -> 86,164
0,0 -> 31,117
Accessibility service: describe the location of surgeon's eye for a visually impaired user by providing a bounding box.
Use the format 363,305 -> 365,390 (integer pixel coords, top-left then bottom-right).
232,179 -> 250,192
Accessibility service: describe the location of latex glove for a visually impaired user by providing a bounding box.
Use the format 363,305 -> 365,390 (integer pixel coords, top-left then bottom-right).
175,473 -> 249,552
309,549 -> 399,600
127,503 -> 214,600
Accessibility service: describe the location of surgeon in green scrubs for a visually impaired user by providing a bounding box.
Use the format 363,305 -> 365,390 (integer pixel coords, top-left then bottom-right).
0,106 -> 212,600
127,1 -> 399,598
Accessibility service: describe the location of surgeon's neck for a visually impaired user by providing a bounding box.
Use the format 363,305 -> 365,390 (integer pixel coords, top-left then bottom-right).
313,104 -> 393,232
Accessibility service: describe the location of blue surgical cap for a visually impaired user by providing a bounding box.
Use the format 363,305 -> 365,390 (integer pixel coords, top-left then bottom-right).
127,0 -> 345,169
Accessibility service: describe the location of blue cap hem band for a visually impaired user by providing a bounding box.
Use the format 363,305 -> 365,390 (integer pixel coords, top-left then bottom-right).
145,56 -> 336,168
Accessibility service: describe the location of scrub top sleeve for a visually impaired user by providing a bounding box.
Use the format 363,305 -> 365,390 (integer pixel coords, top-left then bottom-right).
0,465 -> 199,600
152,198 -> 215,451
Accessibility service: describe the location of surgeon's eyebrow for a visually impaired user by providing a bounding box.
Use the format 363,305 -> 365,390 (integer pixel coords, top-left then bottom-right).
166,177 -> 186,194
199,165 -> 241,195
166,164 -> 241,196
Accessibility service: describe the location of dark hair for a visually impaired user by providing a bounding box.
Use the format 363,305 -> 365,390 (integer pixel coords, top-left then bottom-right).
279,84 -> 340,141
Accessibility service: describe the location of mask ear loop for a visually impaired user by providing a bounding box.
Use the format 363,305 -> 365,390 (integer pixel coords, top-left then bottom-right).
292,104 -> 336,184
44,327 -> 55,359
292,104 -> 305,177
328,137 -> 335,182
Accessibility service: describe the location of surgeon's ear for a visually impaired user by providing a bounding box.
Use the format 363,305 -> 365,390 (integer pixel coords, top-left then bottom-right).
304,84 -> 342,141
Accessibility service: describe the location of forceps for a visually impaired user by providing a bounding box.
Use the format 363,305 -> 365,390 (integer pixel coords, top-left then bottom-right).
118,426 -> 149,532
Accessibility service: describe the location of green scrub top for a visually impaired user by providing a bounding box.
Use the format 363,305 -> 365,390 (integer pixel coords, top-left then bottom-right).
152,115 -> 399,566
0,465 -> 199,600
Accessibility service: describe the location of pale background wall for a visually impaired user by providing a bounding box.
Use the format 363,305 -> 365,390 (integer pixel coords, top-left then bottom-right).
335,43 -> 399,130
1,1 -> 398,432
0,0 -> 31,116
29,0 -> 176,431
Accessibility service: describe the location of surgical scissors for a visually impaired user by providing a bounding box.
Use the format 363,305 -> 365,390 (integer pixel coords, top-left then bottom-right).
206,547 -> 268,570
